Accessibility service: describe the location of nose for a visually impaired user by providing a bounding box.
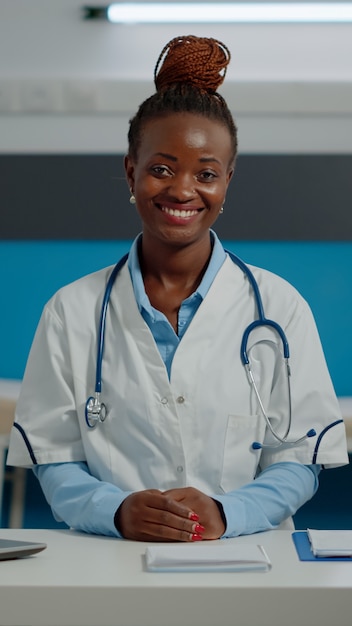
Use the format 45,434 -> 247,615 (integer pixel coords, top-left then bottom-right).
167,173 -> 196,201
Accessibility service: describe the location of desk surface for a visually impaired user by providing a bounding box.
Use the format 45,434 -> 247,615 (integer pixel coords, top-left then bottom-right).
0,529 -> 351,626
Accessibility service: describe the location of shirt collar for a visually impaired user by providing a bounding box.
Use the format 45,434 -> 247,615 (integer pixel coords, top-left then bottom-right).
128,230 -> 226,313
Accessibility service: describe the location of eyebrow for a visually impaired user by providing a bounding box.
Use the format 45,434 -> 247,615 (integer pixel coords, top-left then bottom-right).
154,152 -> 177,161
153,152 -> 221,164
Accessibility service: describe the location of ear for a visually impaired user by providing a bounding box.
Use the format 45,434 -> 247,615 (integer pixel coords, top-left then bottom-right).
124,154 -> 135,191
226,167 -> 235,186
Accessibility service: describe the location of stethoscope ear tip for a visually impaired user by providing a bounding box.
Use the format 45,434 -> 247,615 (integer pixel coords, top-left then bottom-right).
307,429 -> 317,438
252,441 -> 262,450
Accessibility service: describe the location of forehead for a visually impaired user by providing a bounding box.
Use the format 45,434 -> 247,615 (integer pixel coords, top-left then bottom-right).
138,112 -> 232,160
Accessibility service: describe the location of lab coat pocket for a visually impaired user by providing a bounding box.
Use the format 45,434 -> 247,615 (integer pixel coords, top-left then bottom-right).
220,414 -> 264,493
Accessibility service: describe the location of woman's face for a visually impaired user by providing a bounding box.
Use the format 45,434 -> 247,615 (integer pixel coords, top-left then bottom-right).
124,112 -> 234,249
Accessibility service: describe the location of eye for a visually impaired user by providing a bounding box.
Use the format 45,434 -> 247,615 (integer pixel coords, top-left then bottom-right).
198,170 -> 218,182
150,165 -> 172,177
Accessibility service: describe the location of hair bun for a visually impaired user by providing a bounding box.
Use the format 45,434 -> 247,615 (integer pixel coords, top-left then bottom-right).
154,35 -> 231,93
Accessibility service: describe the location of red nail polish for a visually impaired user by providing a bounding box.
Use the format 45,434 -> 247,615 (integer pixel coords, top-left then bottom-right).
195,524 -> 205,533
189,512 -> 199,521
191,533 -> 203,541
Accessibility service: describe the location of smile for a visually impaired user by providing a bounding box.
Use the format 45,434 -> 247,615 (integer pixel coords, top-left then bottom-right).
161,206 -> 200,218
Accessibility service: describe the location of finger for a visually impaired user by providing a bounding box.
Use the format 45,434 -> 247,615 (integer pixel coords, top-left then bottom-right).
162,489 -> 225,539
146,502 -> 199,533
162,487 -> 201,510
133,520 -> 204,543
118,491 -> 206,542
120,503 -> 203,542
136,499 -> 206,541
158,493 -> 197,520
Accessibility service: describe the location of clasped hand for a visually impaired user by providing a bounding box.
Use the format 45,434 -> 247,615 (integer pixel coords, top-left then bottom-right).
116,487 -> 225,542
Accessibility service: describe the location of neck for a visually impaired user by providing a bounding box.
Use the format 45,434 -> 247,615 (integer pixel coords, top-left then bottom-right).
138,232 -> 213,289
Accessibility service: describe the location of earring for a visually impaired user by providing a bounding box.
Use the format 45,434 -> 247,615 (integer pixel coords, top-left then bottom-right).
129,188 -> 136,204
219,207 -> 224,214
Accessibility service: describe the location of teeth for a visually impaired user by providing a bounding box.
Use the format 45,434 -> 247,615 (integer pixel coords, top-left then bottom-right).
161,206 -> 198,218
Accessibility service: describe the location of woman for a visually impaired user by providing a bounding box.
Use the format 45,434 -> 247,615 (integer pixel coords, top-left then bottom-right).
7,36 -> 348,541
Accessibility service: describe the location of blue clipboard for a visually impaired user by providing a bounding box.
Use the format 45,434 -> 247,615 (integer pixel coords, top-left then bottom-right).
292,531 -> 352,562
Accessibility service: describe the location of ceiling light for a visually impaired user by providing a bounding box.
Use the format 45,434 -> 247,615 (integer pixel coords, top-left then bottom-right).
83,3 -> 352,25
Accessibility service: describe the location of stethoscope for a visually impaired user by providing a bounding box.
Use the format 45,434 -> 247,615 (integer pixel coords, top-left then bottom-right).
85,250 -> 317,451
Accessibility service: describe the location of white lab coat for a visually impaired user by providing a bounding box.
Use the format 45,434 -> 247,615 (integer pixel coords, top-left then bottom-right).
7,255 -> 349,495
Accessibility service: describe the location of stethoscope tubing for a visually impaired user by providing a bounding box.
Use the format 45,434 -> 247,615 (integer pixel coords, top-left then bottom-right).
225,251 -> 290,363
95,253 -> 129,393
85,254 -> 128,428
85,247 -> 316,451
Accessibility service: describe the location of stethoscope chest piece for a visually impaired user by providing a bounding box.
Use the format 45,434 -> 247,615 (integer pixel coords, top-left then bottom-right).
85,394 -> 107,429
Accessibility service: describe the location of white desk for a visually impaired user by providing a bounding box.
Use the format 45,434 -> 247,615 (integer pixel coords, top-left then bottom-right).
0,529 -> 351,626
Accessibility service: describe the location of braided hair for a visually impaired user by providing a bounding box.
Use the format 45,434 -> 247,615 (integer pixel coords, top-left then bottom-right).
127,35 -> 237,163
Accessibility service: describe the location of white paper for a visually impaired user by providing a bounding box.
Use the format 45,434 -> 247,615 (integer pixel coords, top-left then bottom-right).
145,543 -> 271,572
307,529 -> 352,557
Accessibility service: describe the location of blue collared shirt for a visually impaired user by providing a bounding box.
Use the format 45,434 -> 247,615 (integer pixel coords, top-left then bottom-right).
127,231 -> 226,377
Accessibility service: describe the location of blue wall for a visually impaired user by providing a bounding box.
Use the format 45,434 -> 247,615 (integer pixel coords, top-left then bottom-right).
1,240 -> 351,396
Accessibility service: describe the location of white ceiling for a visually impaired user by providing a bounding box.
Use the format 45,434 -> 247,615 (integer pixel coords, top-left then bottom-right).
2,0 -> 352,81
1,0 -> 352,152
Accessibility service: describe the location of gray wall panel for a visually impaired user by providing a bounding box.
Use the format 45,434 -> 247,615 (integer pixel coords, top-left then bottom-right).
1,155 -> 351,240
